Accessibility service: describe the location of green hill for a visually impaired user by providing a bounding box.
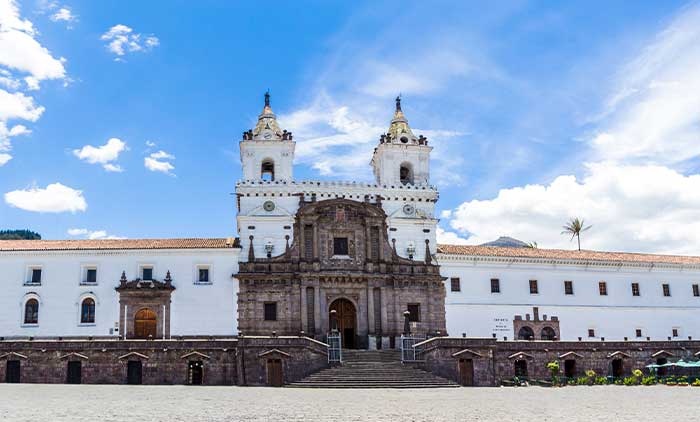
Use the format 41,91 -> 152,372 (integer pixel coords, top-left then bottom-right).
0,230 -> 42,240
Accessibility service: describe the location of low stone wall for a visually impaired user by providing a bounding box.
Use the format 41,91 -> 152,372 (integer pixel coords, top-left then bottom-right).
418,337 -> 700,386
0,336 -> 328,387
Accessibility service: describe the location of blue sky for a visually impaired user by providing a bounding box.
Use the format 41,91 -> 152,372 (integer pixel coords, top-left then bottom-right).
1,1 -> 699,254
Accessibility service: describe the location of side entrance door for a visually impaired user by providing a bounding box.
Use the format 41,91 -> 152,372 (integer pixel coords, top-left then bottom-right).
458,359 -> 474,386
267,359 -> 283,387
67,361 -> 82,384
5,360 -> 21,383
127,360 -> 143,385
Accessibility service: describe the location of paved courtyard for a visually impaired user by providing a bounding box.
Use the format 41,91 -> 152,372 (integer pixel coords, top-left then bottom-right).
0,384 -> 696,421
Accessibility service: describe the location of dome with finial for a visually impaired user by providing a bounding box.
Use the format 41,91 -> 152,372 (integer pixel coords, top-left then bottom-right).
380,95 -> 425,145
249,91 -> 289,141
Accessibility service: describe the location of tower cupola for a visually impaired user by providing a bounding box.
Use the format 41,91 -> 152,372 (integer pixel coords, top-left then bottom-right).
371,96 -> 432,186
239,92 -> 295,181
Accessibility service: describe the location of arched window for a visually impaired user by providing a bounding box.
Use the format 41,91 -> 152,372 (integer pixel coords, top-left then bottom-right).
81,298 -> 96,324
24,299 -> 39,324
540,326 -> 556,340
399,162 -> 413,185
261,159 -> 275,181
518,326 -> 534,340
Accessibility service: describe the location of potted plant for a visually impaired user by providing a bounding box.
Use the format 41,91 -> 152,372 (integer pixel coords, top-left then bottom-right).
547,361 -> 560,386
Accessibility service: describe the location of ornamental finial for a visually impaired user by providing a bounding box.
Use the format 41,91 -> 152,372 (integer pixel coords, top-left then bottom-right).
264,90 -> 270,107
395,94 -> 402,112
120,270 -> 127,283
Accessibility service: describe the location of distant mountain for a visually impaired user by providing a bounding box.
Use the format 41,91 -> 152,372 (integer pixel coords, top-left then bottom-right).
0,230 -> 42,240
479,236 -> 528,248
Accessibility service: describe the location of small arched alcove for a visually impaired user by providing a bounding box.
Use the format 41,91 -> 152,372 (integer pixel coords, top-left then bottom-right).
261,159 -> 275,181
399,162 -> 414,185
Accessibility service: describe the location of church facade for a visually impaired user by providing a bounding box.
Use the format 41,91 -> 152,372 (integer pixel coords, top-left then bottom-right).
1,94 -> 699,386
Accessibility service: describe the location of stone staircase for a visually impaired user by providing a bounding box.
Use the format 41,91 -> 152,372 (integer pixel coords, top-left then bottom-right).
288,349 -> 459,388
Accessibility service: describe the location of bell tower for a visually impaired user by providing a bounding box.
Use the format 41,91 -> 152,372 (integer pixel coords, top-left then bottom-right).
239,92 -> 295,182
370,96 -> 432,186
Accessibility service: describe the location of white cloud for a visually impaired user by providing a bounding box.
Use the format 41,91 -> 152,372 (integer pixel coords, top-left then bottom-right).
4,182 -> 87,213
73,137 -> 127,172
145,140 -> 156,148
50,7 -> 76,24
0,89 -> 45,121
100,24 -> 159,59
0,153 -> 11,165
67,228 -> 123,240
0,122 -> 30,160
436,227 -> 470,245
447,163 -> 700,255
588,5 -> 700,165
144,150 -> 175,175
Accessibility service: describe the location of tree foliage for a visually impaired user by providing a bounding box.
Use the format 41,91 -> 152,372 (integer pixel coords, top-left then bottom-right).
0,229 -> 42,240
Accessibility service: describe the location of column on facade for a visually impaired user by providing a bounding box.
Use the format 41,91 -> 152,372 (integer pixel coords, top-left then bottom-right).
380,287 -> 389,336
314,281 -> 322,334
367,282 -> 375,336
300,281 -> 308,333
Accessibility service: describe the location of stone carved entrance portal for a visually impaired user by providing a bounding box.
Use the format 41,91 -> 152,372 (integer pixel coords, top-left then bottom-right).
330,298 -> 357,349
134,308 -> 157,339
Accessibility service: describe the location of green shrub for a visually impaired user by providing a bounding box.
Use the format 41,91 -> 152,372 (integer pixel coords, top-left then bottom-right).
692,379 -> 700,386
585,369 -> 596,378
594,376 -> 608,385
641,376 -> 656,386
623,376 -> 638,386
632,369 -> 643,378
576,377 -> 589,385
547,361 -> 560,384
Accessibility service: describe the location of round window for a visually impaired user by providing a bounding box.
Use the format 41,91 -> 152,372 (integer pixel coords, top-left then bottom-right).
263,201 -> 275,212
400,137 -> 409,143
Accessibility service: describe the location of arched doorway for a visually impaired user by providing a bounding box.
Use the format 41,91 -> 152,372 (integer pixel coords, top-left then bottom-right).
134,308 -> 157,339
329,298 -> 357,349
518,326 -> 534,340
540,326 -> 556,340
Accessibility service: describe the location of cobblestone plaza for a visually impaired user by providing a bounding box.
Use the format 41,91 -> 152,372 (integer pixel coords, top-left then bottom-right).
0,384 -> 696,421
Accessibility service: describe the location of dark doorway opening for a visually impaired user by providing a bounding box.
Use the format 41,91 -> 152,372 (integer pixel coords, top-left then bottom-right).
329,298 -> 357,349
67,361 -> 82,384
656,358 -> 668,377
458,359 -> 474,386
267,359 -> 284,387
514,360 -> 528,378
518,326 -> 534,340
188,360 -> 203,385
5,360 -> 21,383
564,359 -> 576,378
127,360 -> 143,385
611,359 -> 624,378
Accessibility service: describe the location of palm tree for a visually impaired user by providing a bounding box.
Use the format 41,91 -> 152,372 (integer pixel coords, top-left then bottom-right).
561,217 -> 592,251
526,241 -> 538,249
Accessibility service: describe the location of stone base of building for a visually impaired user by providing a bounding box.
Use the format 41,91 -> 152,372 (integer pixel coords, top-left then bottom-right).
417,337 -> 700,386
0,336 -> 328,387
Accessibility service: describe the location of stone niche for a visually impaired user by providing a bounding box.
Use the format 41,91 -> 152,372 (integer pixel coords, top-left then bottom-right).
236,197 -> 446,349
513,307 -> 560,341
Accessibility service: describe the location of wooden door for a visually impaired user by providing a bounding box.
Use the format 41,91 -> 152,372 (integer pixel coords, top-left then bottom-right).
127,360 -> 143,385
458,359 -> 474,386
267,359 -> 283,387
67,361 -> 82,384
188,361 -> 204,385
329,299 -> 356,349
5,360 -> 21,383
134,308 -> 157,339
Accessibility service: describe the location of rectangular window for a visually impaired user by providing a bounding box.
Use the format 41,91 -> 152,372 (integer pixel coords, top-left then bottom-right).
599,281 -> 608,296
491,278 -> 500,293
693,284 -> 700,297
30,268 -> 42,284
264,302 -> 277,321
86,268 -> 97,284
450,277 -> 461,292
198,268 -> 209,283
672,328 -> 679,338
529,280 -> 538,294
588,329 -> 595,338
564,281 -> 574,295
635,329 -> 643,338
631,282 -> 640,297
303,224 -> 314,260
370,226 -> 380,262
662,283 -> 671,297
333,237 -> 349,255
141,267 -> 153,281
407,304 -> 421,322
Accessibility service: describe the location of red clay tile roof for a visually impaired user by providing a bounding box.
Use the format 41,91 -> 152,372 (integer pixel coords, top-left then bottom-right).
0,238 -> 240,251
436,244 -> 700,266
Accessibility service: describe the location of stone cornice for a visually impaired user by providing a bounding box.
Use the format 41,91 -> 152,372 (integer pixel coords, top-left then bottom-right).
236,179 -> 439,200
0,248 -> 241,258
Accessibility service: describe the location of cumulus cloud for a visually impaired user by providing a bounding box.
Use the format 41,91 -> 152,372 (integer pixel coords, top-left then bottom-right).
144,150 -> 175,175
4,182 -> 87,213
72,137 -> 127,172
67,228 -> 123,240
0,153 -> 11,165
50,7 -> 77,25
100,24 -> 159,59
0,89 -> 45,121
436,227 -> 470,245
447,163 -> 700,255
0,122 -> 30,165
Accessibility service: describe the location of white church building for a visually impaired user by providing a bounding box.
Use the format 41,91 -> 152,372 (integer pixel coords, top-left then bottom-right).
1,94 -> 699,345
